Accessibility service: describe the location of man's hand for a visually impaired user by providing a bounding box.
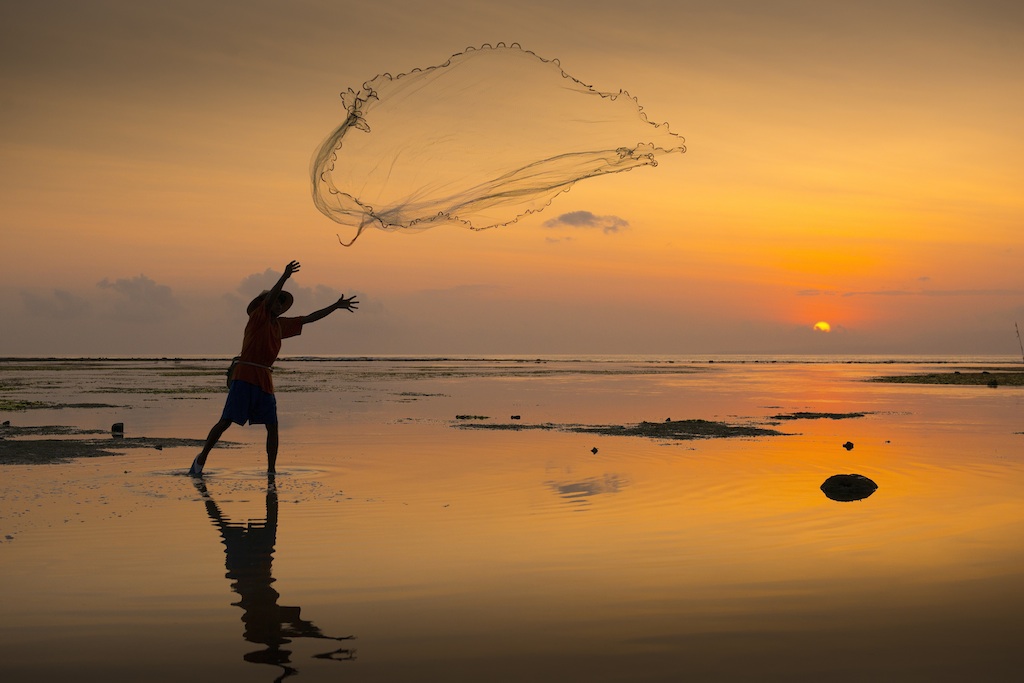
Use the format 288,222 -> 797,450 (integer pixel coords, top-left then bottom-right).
284,260 -> 301,279
335,294 -> 359,312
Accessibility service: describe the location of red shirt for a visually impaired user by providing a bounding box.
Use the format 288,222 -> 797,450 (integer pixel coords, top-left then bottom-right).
231,305 -> 303,393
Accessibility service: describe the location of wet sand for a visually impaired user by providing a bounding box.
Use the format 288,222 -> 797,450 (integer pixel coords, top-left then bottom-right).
2,357 -> 1023,681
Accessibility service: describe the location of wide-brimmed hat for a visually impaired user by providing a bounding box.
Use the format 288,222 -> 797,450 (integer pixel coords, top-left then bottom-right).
247,290 -> 294,315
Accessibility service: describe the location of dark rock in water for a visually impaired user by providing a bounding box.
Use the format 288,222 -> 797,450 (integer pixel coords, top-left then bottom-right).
591,447 -> 599,454
111,422 -> 124,438
821,473 -> 877,502
842,441 -> 854,450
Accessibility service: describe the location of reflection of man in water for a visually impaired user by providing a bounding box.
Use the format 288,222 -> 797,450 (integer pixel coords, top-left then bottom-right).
193,478 -> 354,680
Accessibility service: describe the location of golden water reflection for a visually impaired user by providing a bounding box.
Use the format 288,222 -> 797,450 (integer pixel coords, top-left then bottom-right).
2,358 -> 1023,680
193,478 -> 355,680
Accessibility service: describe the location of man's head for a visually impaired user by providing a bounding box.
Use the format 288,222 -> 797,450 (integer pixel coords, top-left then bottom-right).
247,290 -> 294,317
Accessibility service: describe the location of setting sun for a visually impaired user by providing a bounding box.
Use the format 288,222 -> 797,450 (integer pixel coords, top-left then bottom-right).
813,321 -> 832,333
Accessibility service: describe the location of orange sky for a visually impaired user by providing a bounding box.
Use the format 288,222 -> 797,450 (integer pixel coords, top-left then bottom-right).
2,0 -> 1022,356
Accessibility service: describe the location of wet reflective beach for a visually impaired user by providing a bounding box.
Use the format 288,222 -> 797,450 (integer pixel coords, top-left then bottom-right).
2,357 -> 1023,681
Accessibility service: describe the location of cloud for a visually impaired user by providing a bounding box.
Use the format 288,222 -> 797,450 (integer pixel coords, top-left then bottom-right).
235,269 -> 281,297
544,474 -> 628,507
800,279 -> 1020,299
842,288 -> 1022,298
413,283 -> 501,298
841,290 -> 911,297
225,270 -> 355,316
20,289 -> 90,319
543,210 -> 629,234
97,274 -> 180,322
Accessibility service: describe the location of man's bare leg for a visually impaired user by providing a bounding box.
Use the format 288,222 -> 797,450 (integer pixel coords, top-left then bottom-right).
189,418 -> 232,475
266,423 -> 279,474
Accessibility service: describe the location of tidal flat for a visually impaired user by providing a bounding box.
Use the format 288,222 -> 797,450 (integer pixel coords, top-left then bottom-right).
1,356 -> 1023,682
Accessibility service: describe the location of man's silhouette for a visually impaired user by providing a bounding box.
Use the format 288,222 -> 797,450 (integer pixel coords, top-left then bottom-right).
193,477 -> 355,680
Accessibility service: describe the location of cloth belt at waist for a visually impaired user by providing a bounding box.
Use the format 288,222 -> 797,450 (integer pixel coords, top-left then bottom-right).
226,357 -> 273,388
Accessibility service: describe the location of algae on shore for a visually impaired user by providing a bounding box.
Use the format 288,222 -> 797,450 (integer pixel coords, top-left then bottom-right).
0,423 -> 232,465
870,370 -> 1024,386
1,399 -> 121,411
771,411 -> 869,420
456,418 -> 783,441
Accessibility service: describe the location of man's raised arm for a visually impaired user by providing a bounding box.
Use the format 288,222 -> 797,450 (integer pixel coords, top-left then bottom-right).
265,260 -> 301,313
303,294 -> 360,325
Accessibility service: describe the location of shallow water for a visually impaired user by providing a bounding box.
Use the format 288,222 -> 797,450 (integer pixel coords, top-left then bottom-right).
1,357 -> 1023,681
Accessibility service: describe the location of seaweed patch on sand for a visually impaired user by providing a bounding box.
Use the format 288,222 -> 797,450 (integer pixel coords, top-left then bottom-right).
0,424 -> 232,465
85,386 -> 222,395
869,370 -> 1024,387
1,399 -> 121,411
770,411 -> 869,420
455,418 -> 783,441
1,399 -> 53,411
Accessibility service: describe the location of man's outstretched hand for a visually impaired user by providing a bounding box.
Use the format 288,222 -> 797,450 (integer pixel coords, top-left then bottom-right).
335,294 -> 359,312
284,260 -> 301,278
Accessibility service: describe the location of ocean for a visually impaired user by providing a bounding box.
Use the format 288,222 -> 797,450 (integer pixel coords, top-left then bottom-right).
1,355 -> 1022,681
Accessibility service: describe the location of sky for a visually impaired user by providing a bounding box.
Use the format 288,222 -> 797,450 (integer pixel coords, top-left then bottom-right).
2,0 -> 1022,356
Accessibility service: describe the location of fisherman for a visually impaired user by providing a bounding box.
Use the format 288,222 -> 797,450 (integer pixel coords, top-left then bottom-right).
189,260 -> 358,475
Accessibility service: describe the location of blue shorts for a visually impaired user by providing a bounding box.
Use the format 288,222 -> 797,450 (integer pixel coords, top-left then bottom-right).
221,380 -> 278,425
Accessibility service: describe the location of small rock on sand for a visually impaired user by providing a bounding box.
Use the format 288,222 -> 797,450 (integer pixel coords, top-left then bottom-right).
821,473 -> 877,502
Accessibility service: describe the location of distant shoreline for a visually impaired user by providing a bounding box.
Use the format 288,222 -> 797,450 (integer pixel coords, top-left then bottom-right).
2,354 -> 1023,365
